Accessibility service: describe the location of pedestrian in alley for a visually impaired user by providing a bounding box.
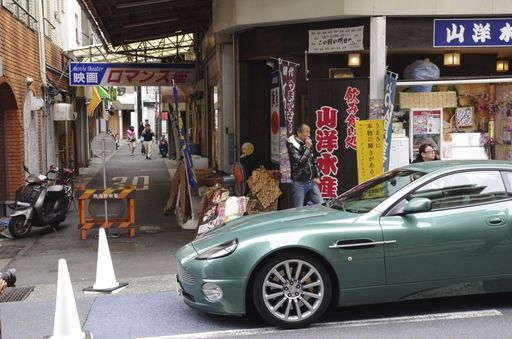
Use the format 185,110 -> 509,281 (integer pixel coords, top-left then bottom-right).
142,123 -> 155,159
138,120 -> 148,155
286,123 -> 323,207
126,126 -> 137,156
412,143 -> 440,163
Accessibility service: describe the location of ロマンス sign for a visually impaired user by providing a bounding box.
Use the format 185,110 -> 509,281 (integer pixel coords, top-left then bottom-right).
69,62 -> 195,86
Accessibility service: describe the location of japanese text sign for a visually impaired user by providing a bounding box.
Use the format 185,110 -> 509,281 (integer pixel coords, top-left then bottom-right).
315,105 -> 340,199
309,78 -> 369,197
309,26 -> 364,53
434,18 -> 512,47
280,63 -> 297,138
356,120 -> 383,184
69,62 -> 195,86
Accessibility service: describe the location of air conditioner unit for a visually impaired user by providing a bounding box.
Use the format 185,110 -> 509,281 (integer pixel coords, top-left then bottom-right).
53,103 -> 75,121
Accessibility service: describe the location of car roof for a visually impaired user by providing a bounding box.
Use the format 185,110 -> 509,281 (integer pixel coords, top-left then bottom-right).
402,160 -> 512,173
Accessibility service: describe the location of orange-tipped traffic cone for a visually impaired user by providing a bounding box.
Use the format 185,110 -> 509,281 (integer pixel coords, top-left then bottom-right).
49,259 -> 91,339
83,228 -> 128,294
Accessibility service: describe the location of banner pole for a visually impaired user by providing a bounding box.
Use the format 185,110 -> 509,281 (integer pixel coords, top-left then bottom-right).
305,50 -> 309,81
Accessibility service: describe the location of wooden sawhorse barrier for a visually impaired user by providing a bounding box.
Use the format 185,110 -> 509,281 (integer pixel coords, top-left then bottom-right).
75,186 -> 136,240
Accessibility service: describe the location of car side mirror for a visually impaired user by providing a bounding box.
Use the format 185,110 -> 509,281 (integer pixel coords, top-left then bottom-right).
403,197 -> 432,214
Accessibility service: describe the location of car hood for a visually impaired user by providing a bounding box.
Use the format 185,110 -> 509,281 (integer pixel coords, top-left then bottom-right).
191,204 -> 359,252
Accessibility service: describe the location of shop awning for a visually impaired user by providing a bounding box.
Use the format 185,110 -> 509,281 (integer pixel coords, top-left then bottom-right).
398,76 -> 512,86
87,87 -> 101,116
111,101 -> 134,111
97,86 -> 110,100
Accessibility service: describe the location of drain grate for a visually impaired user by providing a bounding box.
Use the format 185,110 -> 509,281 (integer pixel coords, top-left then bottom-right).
0,246 -> 23,259
0,286 -> 34,303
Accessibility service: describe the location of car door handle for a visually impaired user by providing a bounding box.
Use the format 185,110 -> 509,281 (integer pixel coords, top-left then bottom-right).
486,216 -> 505,226
329,239 -> 397,249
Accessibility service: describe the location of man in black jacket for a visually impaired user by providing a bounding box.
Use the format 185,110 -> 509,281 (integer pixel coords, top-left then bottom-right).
287,123 -> 323,207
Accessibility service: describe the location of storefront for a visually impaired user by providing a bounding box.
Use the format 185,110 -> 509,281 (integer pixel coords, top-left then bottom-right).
387,17 -> 512,163
233,16 -> 512,206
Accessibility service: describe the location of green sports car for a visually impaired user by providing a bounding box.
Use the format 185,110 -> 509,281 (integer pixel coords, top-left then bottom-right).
176,160 -> 512,327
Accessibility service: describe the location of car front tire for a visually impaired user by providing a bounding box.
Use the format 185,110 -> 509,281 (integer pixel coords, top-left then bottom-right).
252,251 -> 332,328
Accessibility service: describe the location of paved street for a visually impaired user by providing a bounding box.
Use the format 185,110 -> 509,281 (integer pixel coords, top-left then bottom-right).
3,281 -> 512,338
0,142 -> 195,337
0,142 -> 192,292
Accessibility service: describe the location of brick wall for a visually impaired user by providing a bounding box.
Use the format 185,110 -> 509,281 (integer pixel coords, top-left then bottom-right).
0,7 -> 69,199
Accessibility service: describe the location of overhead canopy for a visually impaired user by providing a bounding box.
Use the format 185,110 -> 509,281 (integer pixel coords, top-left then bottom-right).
78,0 -> 212,46
66,35 -> 195,63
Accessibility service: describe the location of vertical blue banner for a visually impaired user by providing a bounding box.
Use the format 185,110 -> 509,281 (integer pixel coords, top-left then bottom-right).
173,86 -> 198,190
383,72 -> 397,172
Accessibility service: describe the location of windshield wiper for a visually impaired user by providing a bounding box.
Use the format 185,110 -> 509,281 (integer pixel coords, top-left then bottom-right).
327,198 -> 346,211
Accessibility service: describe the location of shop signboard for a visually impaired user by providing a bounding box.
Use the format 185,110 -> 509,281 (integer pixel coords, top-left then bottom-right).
270,71 -> 280,163
356,120 -> 383,184
308,78 -> 369,197
434,18 -> 512,47
69,62 -> 195,86
308,26 -> 364,53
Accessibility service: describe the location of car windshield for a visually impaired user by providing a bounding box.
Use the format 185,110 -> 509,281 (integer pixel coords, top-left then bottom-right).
327,170 -> 426,213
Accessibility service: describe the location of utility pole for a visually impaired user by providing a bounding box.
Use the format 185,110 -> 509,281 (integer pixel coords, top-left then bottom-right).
37,0 -> 48,170
136,86 -> 142,124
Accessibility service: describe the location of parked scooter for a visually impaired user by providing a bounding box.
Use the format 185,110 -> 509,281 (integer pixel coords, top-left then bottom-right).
7,166 -> 70,238
159,136 -> 168,158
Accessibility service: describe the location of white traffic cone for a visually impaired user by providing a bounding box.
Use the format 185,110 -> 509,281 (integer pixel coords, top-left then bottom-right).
83,228 -> 128,294
49,259 -> 90,339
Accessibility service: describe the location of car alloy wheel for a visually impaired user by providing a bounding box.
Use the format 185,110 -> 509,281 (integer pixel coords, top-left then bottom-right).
253,252 -> 332,327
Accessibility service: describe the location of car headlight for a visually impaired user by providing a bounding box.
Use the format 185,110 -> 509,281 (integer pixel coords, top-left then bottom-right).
196,239 -> 238,260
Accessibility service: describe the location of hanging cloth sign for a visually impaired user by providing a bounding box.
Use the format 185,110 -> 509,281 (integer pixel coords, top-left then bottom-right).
279,61 -> 297,138
383,72 -> 397,172
173,85 -> 198,190
270,71 -> 280,163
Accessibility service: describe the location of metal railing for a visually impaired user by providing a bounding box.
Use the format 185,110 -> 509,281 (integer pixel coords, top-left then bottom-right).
1,0 -> 38,30
1,0 -> 55,41
43,17 -> 55,41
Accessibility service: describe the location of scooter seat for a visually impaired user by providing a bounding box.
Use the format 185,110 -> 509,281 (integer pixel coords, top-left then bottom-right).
47,185 -> 65,199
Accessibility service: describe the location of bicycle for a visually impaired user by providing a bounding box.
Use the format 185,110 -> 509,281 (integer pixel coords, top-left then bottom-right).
49,164 -> 76,210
